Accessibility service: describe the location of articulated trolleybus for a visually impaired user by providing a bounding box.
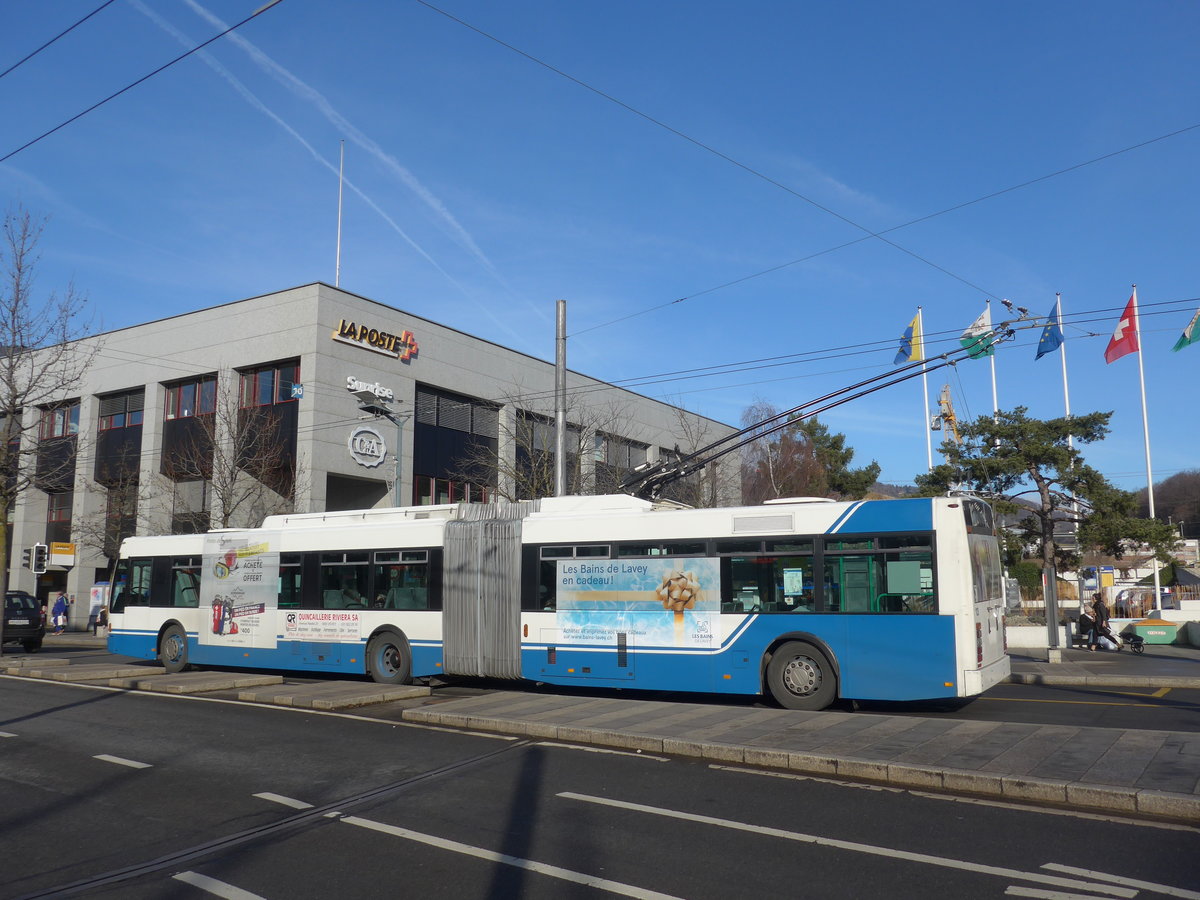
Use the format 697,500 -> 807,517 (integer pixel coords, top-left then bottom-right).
107,493 -> 1009,710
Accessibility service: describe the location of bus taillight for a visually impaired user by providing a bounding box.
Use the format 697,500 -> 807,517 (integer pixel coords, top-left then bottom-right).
976,622 -> 983,666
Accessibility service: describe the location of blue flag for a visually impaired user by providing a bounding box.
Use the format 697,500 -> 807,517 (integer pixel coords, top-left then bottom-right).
1035,302 -> 1064,360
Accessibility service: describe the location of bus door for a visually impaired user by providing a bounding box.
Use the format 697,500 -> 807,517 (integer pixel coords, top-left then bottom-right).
441,503 -> 533,679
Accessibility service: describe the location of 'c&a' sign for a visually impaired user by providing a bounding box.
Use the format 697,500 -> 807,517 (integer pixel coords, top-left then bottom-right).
348,425 -> 387,468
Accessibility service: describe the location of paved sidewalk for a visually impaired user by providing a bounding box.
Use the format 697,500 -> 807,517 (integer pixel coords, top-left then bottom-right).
403,689 -> 1200,823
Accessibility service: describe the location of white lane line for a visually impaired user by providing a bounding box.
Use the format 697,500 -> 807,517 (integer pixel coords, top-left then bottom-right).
252,792 -> 314,809
1043,863 -> 1200,899
1005,888 -> 1115,900
537,741 -> 669,762
342,815 -> 683,900
0,731 -> 16,737
93,754 -> 152,769
557,792 -> 1138,899
712,764 -> 1199,834
173,871 -> 266,900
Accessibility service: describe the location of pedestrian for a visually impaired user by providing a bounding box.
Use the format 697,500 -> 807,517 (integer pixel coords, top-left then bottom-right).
51,591 -> 69,634
1088,592 -> 1110,651
1077,604 -> 1095,649
88,592 -> 101,635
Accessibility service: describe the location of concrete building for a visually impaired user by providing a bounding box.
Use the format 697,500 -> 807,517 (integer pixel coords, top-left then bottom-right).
7,283 -> 736,624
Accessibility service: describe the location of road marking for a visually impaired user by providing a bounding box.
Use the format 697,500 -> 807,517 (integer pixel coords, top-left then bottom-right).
94,754 -> 152,769
536,741 -> 669,762
1111,687 -> 1172,699
252,792 -> 313,809
0,731 -> 16,738
979,695 -> 1182,708
173,871 -> 266,900
1042,863 -> 1200,899
558,792 -> 1137,898
342,814 -> 684,900
1005,888 -> 1115,899
711,765 -> 1199,833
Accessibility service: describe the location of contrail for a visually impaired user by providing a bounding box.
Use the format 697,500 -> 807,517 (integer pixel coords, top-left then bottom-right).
183,0 -> 502,282
128,0 -> 523,338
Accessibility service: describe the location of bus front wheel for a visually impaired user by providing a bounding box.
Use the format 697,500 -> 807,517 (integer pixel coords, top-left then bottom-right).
159,624 -> 189,673
766,641 -> 836,711
367,632 -> 411,685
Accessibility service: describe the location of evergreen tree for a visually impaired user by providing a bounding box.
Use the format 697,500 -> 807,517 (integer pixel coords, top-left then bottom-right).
915,406 -> 1178,573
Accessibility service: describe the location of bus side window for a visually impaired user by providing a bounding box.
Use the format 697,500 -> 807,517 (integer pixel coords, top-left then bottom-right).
278,554 -> 302,609
114,558 -> 153,609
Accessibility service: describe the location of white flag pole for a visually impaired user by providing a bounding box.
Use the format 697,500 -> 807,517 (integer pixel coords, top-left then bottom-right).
335,139 -> 345,287
1057,294 -> 1072,434
987,298 -> 998,416
1130,286 -> 1162,605
919,306 -> 932,471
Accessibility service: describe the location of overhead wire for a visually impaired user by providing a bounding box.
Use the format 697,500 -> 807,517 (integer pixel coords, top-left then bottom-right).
0,0 -> 287,165
0,0 -> 118,82
411,2 -> 1200,341
414,0 -> 1003,304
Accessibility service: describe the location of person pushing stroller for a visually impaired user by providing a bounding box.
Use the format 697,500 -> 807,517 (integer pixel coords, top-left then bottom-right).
1087,592 -> 1121,651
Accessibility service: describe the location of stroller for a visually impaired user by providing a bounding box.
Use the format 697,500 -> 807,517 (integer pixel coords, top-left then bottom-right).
1097,622 -> 1145,654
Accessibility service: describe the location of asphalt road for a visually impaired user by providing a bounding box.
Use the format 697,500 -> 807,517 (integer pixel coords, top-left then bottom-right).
16,642 -> 1200,733
2,678 -> 1197,900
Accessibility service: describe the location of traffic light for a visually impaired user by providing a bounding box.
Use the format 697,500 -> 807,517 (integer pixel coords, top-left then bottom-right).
21,547 -> 32,570
31,543 -> 48,575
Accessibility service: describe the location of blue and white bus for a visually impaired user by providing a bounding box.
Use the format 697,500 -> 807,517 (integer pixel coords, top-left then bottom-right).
106,493 -> 1009,710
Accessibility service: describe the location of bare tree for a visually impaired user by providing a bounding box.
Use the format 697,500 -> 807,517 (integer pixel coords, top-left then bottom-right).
73,444 -> 143,582
658,396 -> 739,508
739,401 -> 880,505
0,207 -> 97,652
450,386 -> 637,501
160,379 -> 303,530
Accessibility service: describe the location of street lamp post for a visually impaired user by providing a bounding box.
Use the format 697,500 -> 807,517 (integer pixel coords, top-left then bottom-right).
352,391 -> 411,507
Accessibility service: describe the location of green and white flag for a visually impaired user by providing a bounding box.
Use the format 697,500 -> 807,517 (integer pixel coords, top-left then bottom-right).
1171,308 -> 1200,352
960,306 -> 994,358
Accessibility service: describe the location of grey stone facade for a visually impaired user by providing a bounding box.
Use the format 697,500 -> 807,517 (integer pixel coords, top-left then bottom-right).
8,283 -> 736,623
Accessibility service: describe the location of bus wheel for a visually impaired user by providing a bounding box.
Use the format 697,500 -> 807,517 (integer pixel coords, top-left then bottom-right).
159,624 -> 189,673
367,632 -> 411,685
766,641 -> 836,711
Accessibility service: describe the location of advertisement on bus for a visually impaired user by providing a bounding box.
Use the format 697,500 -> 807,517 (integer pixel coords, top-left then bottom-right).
199,534 -> 280,649
556,557 -> 720,648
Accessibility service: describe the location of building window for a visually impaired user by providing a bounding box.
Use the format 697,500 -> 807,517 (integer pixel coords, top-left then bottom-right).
414,475 -> 490,506
594,432 -> 648,493
171,479 -> 210,534
165,376 -> 216,420
98,391 -> 145,431
47,491 -> 72,544
240,361 -> 299,408
39,403 -> 80,440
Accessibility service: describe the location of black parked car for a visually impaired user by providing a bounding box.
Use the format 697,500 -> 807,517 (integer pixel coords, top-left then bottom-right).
3,590 -> 45,652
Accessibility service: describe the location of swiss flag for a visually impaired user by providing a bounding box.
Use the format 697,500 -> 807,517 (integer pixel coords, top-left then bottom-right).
1105,292 -> 1139,364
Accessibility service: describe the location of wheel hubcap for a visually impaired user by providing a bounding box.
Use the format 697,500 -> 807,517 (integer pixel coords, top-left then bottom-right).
782,655 -> 820,696
380,645 -> 399,675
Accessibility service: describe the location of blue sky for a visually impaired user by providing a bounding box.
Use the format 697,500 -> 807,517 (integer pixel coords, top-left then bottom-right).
2,1 -> 1197,491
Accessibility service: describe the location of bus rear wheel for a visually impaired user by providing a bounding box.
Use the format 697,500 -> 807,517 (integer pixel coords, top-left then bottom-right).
367,632 -> 411,685
159,624 -> 189,673
766,641 -> 836,711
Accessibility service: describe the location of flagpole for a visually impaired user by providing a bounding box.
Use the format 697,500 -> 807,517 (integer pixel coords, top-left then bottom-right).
1057,294 -> 1072,447
987,298 -> 998,416
335,139 -> 345,287
919,306 -> 932,470
1131,284 -> 1163,604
